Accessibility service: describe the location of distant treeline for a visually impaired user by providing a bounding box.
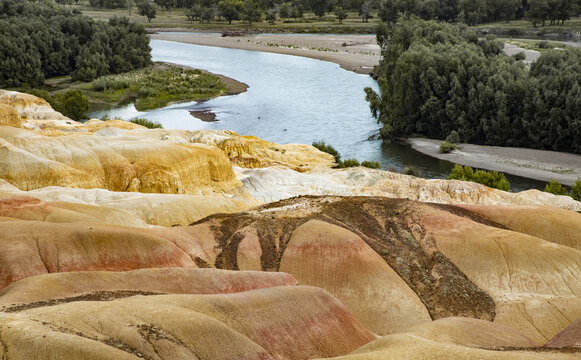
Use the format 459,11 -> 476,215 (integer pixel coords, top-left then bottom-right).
366,20 -> 581,154
377,0 -> 581,26
0,0 -> 151,87
85,0 -> 581,26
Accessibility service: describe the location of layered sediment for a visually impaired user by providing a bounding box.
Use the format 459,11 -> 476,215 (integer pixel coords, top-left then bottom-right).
0,91 -> 580,359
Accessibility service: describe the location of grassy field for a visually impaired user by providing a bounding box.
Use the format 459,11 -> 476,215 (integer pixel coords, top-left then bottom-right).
70,1 -> 581,36
71,2 -> 380,33
475,17 -> 581,37
503,39 -> 571,51
41,63 -> 229,111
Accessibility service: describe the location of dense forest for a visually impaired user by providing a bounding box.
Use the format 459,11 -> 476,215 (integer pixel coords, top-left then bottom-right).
365,19 -> 581,153
84,0 -> 581,26
0,0 -> 151,87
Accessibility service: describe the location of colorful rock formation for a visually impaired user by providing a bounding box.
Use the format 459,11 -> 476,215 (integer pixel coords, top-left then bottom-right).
0,91 -> 580,359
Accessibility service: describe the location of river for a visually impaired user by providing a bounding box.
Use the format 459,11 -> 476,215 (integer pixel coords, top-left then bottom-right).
90,38 -> 546,191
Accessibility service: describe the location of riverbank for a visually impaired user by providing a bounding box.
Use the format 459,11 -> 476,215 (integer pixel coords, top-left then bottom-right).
151,32 -> 380,74
407,138 -> 581,186
43,62 -> 248,113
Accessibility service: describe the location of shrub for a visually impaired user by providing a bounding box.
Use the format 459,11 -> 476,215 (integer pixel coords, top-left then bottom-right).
513,51 -> 526,61
448,165 -> 510,191
361,160 -> 381,169
439,141 -> 458,153
537,40 -> 551,49
52,90 -> 89,121
571,179 -> 581,201
339,158 -> 360,168
312,141 -> 341,163
445,130 -> 460,144
129,117 -> 163,129
544,179 -> 568,196
404,166 -> 421,177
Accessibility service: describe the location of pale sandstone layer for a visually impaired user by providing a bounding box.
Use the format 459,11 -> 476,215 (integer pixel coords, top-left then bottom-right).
0,285 -> 374,360
546,317 -> 581,348
0,268 -> 298,307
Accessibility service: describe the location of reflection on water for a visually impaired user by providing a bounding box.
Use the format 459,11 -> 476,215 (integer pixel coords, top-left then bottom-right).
90,38 -> 546,192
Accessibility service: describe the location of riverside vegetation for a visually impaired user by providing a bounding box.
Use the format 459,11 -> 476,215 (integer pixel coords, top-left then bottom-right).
76,0 -> 581,33
0,0 -> 150,87
87,62 -> 229,110
1,1 -> 233,118
365,19 -> 581,154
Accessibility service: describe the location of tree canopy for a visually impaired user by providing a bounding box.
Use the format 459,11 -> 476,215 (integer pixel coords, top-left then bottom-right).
0,0 -> 151,87
366,19 -> 581,154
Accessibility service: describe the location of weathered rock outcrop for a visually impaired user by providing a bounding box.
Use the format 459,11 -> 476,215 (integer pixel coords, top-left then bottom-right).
0,180 -> 253,227
2,196 -> 579,348
1,90 -> 580,359
0,268 -> 298,308
546,317 -> 581,348
0,103 -> 21,128
0,126 -> 240,194
0,89 -> 69,122
0,282 -> 374,360
239,166 -> 581,211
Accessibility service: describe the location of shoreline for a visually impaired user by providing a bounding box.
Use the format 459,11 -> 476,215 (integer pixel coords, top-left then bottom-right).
150,32 -> 381,75
407,138 -> 581,186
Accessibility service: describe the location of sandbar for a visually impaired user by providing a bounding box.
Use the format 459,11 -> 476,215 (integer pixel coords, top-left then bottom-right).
408,138 -> 581,186
151,32 -> 380,74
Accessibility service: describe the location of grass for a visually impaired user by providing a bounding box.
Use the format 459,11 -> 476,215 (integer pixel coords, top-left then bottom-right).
70,1 -> 379,33
71,62 -> 228,111
504,39 -> 569,51
475,17 -> 581,35
129,117 -> 163,129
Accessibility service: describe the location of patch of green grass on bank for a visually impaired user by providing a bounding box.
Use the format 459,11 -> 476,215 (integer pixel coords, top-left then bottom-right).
80,62 -> 228,111
504,39 -> 569,51
475,17 -> 581,35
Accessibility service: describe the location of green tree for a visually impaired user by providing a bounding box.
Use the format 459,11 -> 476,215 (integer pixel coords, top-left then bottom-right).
334,6 -> 348,23
201,6 -> 214,22
279,2 -> 289,19
266,8 -> 277,23
155,0 -> 176,12
137,1 -> 157,22
53,90 -> 89,121
242,0 -> 262,25
378,0 -> 399,27
447,165 -> 510,191
218,0 -> 243,24
312,0 -> 327,18
544,179 -> 568,195
359,0 -> 372,22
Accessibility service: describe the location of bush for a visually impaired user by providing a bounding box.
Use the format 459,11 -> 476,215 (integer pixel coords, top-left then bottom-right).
448,165 -> 510,191
537,40 -> 551,49
361,160 -> 381,169
571,179 -> 581,201
403,166 -> 421,177
513,51 -> 526,61
129,117 -> 163,129
544,179 -> 569,196
52,90 -> 89,121
24,89 -> 54,106
439,141 -> 458,153
339,158 -> 360,168
312,141 -> 341,163
445,130 -> 460,144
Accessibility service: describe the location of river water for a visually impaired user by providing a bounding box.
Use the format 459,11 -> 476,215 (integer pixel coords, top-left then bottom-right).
90,38 -> 545,191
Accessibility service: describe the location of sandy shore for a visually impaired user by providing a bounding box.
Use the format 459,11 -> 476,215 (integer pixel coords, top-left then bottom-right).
408,138 -> 581,186
151,32 -> 380,74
